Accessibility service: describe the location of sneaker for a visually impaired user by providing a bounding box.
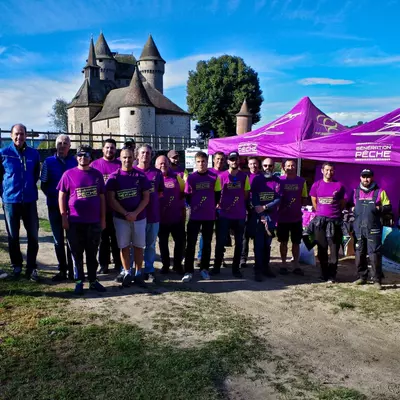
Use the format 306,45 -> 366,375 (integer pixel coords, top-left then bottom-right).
30,269 -> 40,282
13,266 -> 22,278
122,273 -> 132,288
327,279 -> 337,284
52,272 -> 67,282
98,265 -> 109,274
115,272 -> 125,283
195,260 -> 202,269
354,278 -> 367,285
133,274 -> 146,287
373,282 -> 382,290
239,261 -> 247,269
148,273 -> 157,283
232,270 -> 243,279
209,267 -> 220,276
181,273 -> 193,283
292,268 -> 304,276
0,269 -> 8,279
74,282 -> 84,295
89,280 -> 107,292
200,269 -> 210,280
279,267 -> 289,275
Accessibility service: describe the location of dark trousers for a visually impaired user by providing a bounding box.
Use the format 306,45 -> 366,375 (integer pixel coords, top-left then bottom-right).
254,219 -> 273,273
355,226 -> 383,282
48,206 -> 73,275
184,220 -> 214,273
67,222 -> 102,282
214,218 -> 245,272
3,202 -> 39,270
314,225 -> 343,280
99,212 -> 121,269
158,221 -> 185,271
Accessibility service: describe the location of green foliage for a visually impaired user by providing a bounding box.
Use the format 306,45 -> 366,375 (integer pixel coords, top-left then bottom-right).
187,55 -> 263,137
37,140 -> 55,149
48,98 -> 68,132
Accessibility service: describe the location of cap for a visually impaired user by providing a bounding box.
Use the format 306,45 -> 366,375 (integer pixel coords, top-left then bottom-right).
76,145 -> 92,157
360,169 -> 374,177
228,151 -> 239,160
167,150 -> 179,158
124,138 -> 135,147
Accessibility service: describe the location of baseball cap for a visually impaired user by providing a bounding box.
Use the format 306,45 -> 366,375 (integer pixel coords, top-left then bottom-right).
228,151 -> 239,160
167,150 -> 179,158
124,138 -> 135,147
360,169 -> 374,177
76,145 -> 92,157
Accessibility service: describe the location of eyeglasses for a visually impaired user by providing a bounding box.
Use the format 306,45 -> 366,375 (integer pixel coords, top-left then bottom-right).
77,153 -> 90,158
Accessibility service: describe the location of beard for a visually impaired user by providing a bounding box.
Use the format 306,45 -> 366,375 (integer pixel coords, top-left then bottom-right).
264,171 -> 272,178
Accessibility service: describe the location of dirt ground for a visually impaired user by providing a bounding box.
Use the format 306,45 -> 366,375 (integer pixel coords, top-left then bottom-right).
3,196 -> 400,400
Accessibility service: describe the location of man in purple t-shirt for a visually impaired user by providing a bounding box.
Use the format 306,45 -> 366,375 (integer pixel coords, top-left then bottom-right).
182,151 -> 221,283
167,149 -> 188,181
155,155 -> 185,274
251,157 -> 282,282
135,144 -> 164,283
106,148 -> 151,288
57,145 -> 106,295
309,162 -> 346,282
211,151 -> 250,278
240,156 -> 261,268
277,159 -> 308,276
91,138 -> 122,274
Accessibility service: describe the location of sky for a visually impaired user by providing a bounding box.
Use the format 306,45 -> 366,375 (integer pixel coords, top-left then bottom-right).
1,0 -> 400,134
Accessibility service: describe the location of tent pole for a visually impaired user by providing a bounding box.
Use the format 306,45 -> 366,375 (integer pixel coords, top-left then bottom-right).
297,158 -> 302,176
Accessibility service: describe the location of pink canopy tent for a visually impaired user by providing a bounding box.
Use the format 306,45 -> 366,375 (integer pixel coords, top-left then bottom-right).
207,96 -> 347,157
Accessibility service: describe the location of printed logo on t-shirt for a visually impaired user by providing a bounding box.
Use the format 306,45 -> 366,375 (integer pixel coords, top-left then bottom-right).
117,188 -> 138,200
165,180 -> 176,189
318,197 -> 334,205
149,182 -> 155,193
227,181 -> 241,189
284,184 -> 299,191
259,192 -> 275,201
196,181 -> 211,190
76,186 -> 98,199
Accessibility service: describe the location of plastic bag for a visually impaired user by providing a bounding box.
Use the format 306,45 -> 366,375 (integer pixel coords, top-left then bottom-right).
299,241 -> 316,266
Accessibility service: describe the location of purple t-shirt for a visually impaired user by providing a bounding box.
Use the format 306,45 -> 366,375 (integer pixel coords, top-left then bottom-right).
219,170 -> 249,220
57,167 -> 105,224
185,170 -> 220,221
105,168 -> 151,220
278,175 -> 307,223
209,167 -> 225,176
91,158 -> 121,183
310,180 -> 346,219
170,165 -> 186,179
248,172 -> 261,185
251,175 -> 282,223
134,165 -> 164,224
160,172 -> 185,224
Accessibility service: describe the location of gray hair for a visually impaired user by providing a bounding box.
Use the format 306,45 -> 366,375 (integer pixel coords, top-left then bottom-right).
11,123 -> 27,134
55,134 -> 71,145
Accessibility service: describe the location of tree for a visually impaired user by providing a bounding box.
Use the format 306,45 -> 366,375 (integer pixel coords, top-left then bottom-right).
48,98 -> 68,132
187,55 -> 263,137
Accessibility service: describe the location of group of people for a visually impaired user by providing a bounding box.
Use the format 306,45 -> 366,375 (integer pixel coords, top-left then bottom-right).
0,123 -> 392,292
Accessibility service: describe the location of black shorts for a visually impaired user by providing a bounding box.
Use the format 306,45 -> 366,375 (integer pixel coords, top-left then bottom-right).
277,221 -> 303,244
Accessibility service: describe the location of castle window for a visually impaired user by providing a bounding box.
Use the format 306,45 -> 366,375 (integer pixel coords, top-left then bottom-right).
155,61 -> 158,65
99,59 -> 103,62
130,110 -> 135,115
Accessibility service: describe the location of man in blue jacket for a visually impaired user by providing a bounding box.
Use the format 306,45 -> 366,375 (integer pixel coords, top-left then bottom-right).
41,134 -> 77,281
0,124 -> 41,280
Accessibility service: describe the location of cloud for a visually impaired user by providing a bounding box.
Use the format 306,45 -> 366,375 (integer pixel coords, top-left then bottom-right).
337,47 -> 400,66
307,31 -> 368,41
328,111 -> 383,126
0,75 -> 82,131
0,46 -> 6,55
107,39 -> 142,53
227,0 -> 241,12
297,77 -> 355,86
0,46 -> 43,67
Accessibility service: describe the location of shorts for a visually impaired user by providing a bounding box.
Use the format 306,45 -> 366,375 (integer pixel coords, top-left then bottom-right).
277,221 -> 303,244
113,217 -> 146,249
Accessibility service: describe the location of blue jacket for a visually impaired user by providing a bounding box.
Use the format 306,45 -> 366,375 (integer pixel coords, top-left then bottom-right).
41,154 -> 77,207
0,143 -> 41,203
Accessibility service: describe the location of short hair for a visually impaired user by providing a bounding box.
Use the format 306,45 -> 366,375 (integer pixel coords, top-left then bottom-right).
322,161 -> 334,169
120,147 -> 134,155
104,138 -> 117,147
11,123 -> 27,134
195,151 -> 208,160
213,151 -> 225,159
137,144 -> 152,153
55,134 -> 70,145
282,158 -> 296,168
248,156 -> 259,164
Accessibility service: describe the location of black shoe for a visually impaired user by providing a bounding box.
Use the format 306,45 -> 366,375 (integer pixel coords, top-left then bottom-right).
29,269 -> 40,282
99,265 -> 109,274
232,270 -> 243,279
210,267 -> 220,276
160,267 -> 169,275
262,268 -> 276,278
52,272 -> 67,282
115,272 -> 125,283
122,273 -> 132,287
239,261 -> 248,269
254,272 -> 263,282
279,267 -> 289,275
133,275 -> 146,287
143,273 -> 149,280
292,268 -> 304,276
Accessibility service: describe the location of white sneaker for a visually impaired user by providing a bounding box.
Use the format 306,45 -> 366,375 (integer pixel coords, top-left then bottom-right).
181,273 -> 193,283
0,269 -> 8,279
200,269 -> 210,280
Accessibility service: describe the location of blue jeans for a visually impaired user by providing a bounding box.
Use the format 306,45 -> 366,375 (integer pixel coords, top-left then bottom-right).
48,206 -> 73,275
3,202 -> 39,270
144,222 -> 159,273
254,218 -> 274,273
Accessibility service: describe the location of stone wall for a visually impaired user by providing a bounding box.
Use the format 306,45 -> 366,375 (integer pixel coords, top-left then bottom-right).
137,60 -> 164,93
119,106 -> 156,137
155,114 -> 190,138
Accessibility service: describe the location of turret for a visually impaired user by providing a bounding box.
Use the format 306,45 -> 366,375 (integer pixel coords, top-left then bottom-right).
236,99 -> 253,135
82,37 -> 100,85
137,35 -> 165,93
95,32 -> 116,81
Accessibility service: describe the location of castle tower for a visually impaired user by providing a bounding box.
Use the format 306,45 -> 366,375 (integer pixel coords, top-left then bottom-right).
119,67 -> 156,138
236,99 -> 253,135
82,37 -> 100,85
137,35 -> 165,94
95,32 -> 116,81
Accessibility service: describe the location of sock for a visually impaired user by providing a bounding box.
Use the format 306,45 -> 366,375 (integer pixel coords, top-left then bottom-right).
123,269 -> 130,276
135,269 -> 142,276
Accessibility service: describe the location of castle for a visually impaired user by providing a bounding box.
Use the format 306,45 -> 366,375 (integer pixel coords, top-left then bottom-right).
67,33 -> 191,148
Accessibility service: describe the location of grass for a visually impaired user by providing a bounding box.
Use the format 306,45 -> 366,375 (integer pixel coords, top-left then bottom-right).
38,217 -> 52,233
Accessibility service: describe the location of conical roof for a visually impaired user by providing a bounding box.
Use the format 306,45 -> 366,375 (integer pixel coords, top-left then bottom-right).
121,67 -> 153,107
139,35 -> 165,62
84,38 -> 100,69
236,99 -> 252,116
95,32 -> 113,59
